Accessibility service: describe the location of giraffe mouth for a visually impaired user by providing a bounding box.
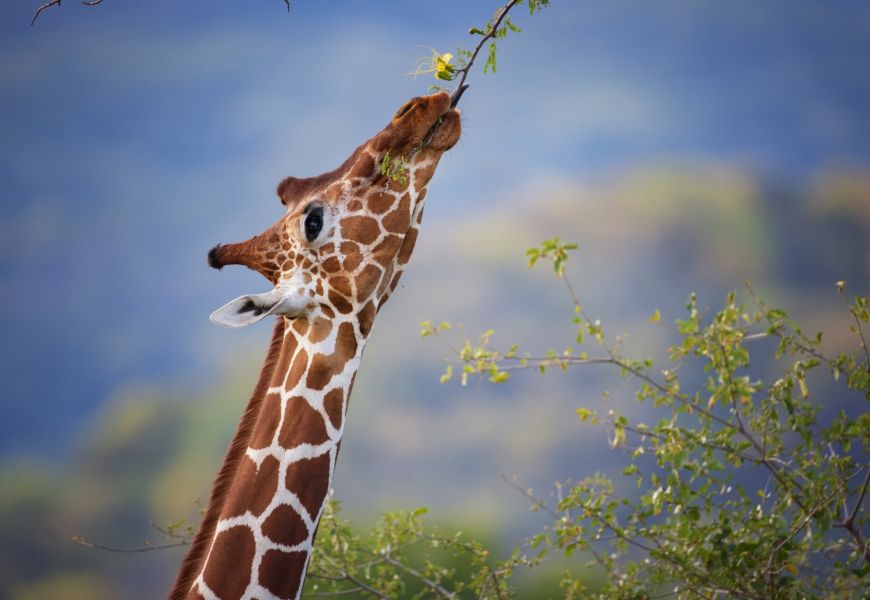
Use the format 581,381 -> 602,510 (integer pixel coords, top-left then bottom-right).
421,106 -> 461,152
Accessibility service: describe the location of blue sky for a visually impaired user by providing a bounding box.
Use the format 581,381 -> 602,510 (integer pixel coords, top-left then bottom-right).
2,0 -> 870,461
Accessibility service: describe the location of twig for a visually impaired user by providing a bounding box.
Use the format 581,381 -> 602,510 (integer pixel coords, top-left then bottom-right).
844,465 -> 870,527
837,464 -> 870,564
71,534 -> 188,553
449,0 -> 522,107
32,0 -> 103,26
843,294 -> 870,372
31,0 -> 62,25
380,555 -> 455,599
720,342 -> 808,512
414,0 -> 523,152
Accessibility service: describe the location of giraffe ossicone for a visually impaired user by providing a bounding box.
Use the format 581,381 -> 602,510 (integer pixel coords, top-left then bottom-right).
169,93 -> 461,600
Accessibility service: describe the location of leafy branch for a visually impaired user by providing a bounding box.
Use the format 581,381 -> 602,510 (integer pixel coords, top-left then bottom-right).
412,0 -> 550,108
422,239 -> 870,598
305,497 -> 527,599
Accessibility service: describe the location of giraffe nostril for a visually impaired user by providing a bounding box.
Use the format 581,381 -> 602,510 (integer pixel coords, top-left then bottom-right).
208,244 -> 224,270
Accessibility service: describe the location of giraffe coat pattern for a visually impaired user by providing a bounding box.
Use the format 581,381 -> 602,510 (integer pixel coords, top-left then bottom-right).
169,93 -> 461,600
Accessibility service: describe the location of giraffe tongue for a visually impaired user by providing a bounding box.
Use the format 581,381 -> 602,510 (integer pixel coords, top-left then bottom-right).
450,83 -> 470,108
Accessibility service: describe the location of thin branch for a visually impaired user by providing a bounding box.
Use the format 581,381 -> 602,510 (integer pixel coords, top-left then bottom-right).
837,464 -> 870,565
844,465 -> 870,527
380,555 -> 455,599
32,0 -> 106,26
31,0 -> 62,25
152,523 -> 194,541
33,0 -> 291,25
764,477 -> 851,575
720,342 -> 808,512
71,534 -> 188,553
450,0 -> 521,106
745,281 -> 831,364
306,587 -> 365,597
843,294 -> 870,372
316,553 -> 393,600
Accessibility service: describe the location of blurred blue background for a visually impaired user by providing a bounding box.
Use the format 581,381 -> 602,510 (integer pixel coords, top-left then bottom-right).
1,0 -> 869,597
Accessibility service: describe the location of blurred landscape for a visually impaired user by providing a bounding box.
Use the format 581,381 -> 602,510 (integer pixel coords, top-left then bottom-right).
2,1 -> 869,597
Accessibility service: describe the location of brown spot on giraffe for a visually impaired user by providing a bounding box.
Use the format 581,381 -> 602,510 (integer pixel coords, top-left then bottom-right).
340,215 -> 380,245
323,387 -> 345,430
397,226 -> 419,265
376,261 -> 396,298
202,526 -> 256,600
278,396 -> 329,447
358,300 -> 376,337
368,191 -> 395,214
221,454 -> 281,518
348,152 -> 375,178
249,393 -> 282,449
328,274 -> 353,298
308,316 -> 332,344
372,234 -> 403,268
172,92 -> 460,600
262,505 -> 309,547
285,453 -> 332,518
321,256 -> 342,273
306,322 -> 358,391
382,196 -> 411,234
355,263 -> 383,302
327,289 -> 353,314
284,349 -> 309,391
259,550 -> 308,600
342,249 -> 362,273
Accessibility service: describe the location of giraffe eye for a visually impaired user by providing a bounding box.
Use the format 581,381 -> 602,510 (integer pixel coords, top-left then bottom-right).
304,206 -> 324,242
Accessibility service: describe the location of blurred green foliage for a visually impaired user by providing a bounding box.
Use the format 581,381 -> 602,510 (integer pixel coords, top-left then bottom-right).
420,242 -> 869,598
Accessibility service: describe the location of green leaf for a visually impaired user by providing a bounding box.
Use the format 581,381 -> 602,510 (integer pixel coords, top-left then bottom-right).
484,41 -> 497,73
576,407 -> 595,422
489,370 -> 510,383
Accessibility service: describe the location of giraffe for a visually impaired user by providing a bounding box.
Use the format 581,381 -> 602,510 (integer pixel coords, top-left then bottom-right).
168,91 -> 461,600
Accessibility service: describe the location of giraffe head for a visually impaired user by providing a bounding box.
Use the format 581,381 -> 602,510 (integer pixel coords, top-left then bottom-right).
208,92 -> 460,328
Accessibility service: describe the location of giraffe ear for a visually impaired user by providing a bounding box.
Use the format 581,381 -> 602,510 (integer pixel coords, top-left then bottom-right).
209,288 -> 296,328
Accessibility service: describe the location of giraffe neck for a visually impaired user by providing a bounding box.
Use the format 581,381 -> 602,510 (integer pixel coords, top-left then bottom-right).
186,307 -> 369,600
171,155 -> 439,600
